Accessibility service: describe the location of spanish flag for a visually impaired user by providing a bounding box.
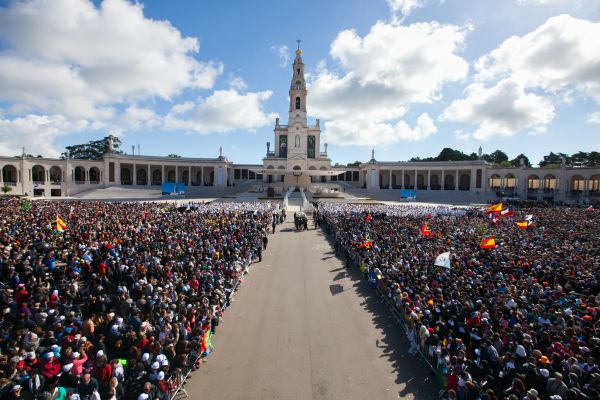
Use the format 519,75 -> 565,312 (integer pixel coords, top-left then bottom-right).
480,237 -> 495,249
365,214 -> 373,222
487,202 -> 503,214
56,215 -> 67,232
516,221 -> 531,229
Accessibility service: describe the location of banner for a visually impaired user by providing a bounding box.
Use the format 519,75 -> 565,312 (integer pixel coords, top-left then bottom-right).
434,252 -> 451,268
401,189 -> 417,199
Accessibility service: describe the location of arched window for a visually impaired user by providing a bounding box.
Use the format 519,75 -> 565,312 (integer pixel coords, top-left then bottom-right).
297,68 -> 300,75
295,135 -> 300,148
295,80 -> 301,90
295,96 -> 301,110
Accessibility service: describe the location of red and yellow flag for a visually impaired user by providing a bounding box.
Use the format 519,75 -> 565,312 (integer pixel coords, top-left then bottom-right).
358,240 -> 373,249
516,221 -> 531,229
56,215 -> 67,232
420,223 -> 433,239
486,203 -> 503,214
480,237 -> 496,249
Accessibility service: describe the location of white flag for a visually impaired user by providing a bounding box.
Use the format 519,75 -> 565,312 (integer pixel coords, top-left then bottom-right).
434,252 -> 451,268
525,214 -> 533,221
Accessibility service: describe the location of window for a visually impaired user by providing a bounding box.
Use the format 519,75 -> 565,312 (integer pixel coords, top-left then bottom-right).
297,68 -> 300,75
296,80 -> 301,90
295,97 -> 300,110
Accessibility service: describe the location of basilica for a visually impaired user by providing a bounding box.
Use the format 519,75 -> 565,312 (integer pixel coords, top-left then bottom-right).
0,46 -> 599,205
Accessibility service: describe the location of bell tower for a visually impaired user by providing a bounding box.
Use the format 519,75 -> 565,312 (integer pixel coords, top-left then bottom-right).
289,40 -> 307,127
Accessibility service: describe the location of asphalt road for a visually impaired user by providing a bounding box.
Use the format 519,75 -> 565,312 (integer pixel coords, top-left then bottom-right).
186,214 -> 439,400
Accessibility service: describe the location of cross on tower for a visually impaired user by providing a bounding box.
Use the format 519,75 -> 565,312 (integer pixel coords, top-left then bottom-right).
296,39 -> 301,49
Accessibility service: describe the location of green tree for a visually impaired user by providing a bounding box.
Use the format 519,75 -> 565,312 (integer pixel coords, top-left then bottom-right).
587,151 -> 600,167
483,150 -> 509,164
1,184 -> 12,194
539,152 -> 570,167
409,147 -> 476,162
510,154 -> 532,167
347,161 -> 362,167
167,154 -> 182,158
61,135 -> 123,160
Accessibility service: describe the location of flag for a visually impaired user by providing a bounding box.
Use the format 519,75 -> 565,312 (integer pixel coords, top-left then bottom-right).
434,252 -> 451,268
358,240 -> 373,249
524,214 -> 533,222
420,223 -> 433,239
488,213 -> 499,224
201,329 -> 212,355
365,214 -> 373,222
587,205 -> 594,212
56,215 -> 67,232
487,202 -> 503,214
480,237 -> 495,249
516,221 -> 531,229
499,208 -> 514,218
21,200 -> 31,211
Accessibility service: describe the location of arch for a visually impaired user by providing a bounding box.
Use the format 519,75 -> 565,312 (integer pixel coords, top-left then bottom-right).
308,166 -> 317,170
319,166 -> 327,170
460,174 -> 470,190
167,170 -> 175,183
571,175 -> 585,192
277,165 -> 285,170
527,175 -> 540,190
488,174 -> 501,189
120,167 -> 131,185
430,174 -> 439,189
195,170 -> 202,185
49,166 -> 61,184
152,169 -> 162,185
417,174 -> 425,189
503,173 -> 517,188
292,165 -> 301,171
589,174 -> 600,192
182,170 -> 189,185
136,168 -> 147,185
445,173 -> 456,190
74,166 -> 85,182
32,165 -> 45,183
295,80 -> 301,90
542,174 -> 557,190
2,165 -> 17,183
295,96 -> 301,110
89,167 -> 100,183
404,174 -> 412,188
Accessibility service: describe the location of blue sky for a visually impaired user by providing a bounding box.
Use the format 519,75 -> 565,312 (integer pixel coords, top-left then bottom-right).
0,0 -> 599,165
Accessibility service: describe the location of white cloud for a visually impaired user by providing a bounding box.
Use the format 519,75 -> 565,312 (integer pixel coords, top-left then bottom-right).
454,130 -> 471,141
587,112 -> 600,124
386,0 -> 426,19
164,89 -> 277,134
0,114 -> 88,157
0,0 -> 223,120
310,20 -> 469,146
323,113 -> 437,146
443,79 -> 555,140
270,45 -> 290,67
474,15 -> 600,101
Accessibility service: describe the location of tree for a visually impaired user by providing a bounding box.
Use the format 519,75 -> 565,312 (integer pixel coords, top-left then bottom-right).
482,150 -> 509,165
539,152 -> 570,167
347,161 -> 362,167
167,154 -> 181,158
510,154 -> 532,168
61,135 -> 123,160
409,147 -> 476,162
1,184 -> 12,194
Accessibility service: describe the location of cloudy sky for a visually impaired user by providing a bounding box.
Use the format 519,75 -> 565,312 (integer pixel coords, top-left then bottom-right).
0,0 -> 599,164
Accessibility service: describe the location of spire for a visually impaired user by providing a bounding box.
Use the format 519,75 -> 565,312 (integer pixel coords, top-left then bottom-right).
289,40 -> 307,124
296,39 -> 302,56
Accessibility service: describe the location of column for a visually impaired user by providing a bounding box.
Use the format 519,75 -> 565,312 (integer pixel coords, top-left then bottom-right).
455,169 -> 459,191
133,163 -> 137,185
427,170 -> 431,190
414,169 -> 417,190
441,170 -> 445,190
161,165 -> 165,184
401,170 -> 404,189
116,161 -> 121,186
147,165 -> 151,186
188,166 -> 191,186
388,169 -> 392,189
175,165 -> 179,183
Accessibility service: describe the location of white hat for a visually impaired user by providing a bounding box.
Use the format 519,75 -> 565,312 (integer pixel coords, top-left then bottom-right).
156,354 -> 166,362
63,363 -> 73,372
138,394 -> 149,400
539,369 -> 550,377
11,385 -> 22,392
142,353 -> 150,362
157,371 -> 165,380
151,361 -> 160,370
527,388 -> 538,397
160,359 -> 169,366
516,345 -> 527,357
72,352 -> 80,359
96,350 -> 104,358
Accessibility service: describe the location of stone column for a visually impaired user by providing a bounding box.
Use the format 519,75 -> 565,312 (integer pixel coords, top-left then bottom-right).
188,166 -> 191,186
427,170 -> 431,190
133,163 -> 137,185
441,170 -> 445,191
414,169 -> 417,190
455,169 -> 459,191
388,169 -> 392,189
147,165 -> 151,186
116,161 -> 121,186
401,170 -> 404,189
175,165 -> 179,183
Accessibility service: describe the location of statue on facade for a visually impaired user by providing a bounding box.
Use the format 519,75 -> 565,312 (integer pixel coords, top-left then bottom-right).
106,135 -> 114,153
371,149 -> 375,160
324,143 -> 328,155
266,142 -> 270,154
478,146 -> 483,159
219,146 -> 223,158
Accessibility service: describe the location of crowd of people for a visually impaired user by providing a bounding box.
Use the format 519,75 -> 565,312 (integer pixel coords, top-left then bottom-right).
316,202 -> 600,400
0,198 -> 275,400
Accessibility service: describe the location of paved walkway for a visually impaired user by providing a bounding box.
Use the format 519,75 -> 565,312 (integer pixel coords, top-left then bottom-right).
186,215 -> 439,400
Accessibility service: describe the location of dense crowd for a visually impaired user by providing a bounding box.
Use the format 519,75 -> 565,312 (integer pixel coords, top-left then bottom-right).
0,198 -> 275,400
317,202 -> 600,400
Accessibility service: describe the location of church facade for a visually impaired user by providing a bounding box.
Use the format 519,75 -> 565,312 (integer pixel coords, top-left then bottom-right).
0,46 -> 599,205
